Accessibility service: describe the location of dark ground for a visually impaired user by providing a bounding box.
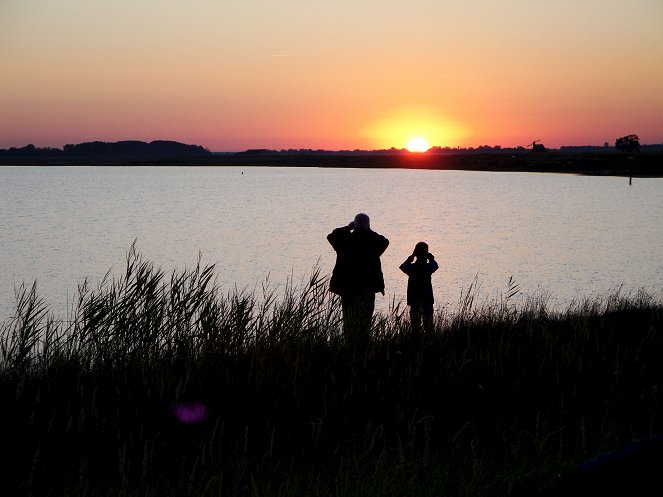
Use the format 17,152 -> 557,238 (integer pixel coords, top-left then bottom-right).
2,152 -> 663,177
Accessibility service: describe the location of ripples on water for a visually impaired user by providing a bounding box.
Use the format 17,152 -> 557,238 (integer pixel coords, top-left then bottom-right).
1,165 -> 662,319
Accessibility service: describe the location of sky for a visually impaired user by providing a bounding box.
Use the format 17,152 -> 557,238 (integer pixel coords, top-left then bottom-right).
1,0 -> 662,151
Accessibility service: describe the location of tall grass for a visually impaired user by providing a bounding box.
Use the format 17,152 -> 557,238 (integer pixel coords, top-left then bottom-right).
1,247 -> 662,497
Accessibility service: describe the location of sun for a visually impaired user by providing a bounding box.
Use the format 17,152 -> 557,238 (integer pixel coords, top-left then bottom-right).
406,137 -> 430,153
362,106 -> 470,150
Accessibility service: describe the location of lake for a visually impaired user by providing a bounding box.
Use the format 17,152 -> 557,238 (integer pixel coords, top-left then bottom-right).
1,165 -> 662,320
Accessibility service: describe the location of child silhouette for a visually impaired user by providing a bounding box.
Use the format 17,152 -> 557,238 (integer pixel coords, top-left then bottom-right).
399,242 -> 439,333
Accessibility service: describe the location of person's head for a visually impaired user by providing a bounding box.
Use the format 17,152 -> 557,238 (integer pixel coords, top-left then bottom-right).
413,242 -> 429,260
354,213 -> 370,230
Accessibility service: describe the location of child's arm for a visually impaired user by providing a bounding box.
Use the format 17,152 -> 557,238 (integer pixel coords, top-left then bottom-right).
399,255 -> 415,274
428,254 -> 439,273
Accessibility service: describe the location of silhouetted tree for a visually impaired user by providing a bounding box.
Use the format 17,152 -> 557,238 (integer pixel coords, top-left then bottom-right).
615,134 -> 640,153
60,140 -> 210,157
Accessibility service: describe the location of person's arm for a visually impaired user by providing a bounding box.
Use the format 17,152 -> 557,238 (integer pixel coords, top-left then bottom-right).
428,254 -> 439,273
373,232 -> 389,256
399,255 -> 415,274
327,222 -> 354,251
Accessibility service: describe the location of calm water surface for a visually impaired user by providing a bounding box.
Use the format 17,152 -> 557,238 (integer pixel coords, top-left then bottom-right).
1,165 -> 662,319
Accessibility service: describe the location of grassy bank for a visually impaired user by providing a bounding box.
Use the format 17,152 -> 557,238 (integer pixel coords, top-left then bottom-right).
2,248 -> 662,496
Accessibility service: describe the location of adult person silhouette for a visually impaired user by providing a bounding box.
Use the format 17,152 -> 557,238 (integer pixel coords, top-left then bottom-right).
327,213 -> 389,338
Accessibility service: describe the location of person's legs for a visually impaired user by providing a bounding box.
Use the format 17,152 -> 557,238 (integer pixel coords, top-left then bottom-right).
422,304 -> 434,333
410,304 -> 421,334
343,291 -> 374,341
359,291 -> 375,332
341,296 -> 352,334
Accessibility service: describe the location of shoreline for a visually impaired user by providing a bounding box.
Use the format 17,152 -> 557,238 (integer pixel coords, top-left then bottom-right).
1,151 -> 663,177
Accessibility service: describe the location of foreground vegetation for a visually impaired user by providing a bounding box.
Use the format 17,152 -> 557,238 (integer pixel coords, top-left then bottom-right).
2,248 -> 662,496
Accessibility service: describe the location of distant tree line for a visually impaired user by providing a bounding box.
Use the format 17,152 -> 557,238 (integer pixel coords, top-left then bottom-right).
238,145 -> 533,156
0,140 -> 211,158
238,141 -> 663,156
3,137 -> 662,158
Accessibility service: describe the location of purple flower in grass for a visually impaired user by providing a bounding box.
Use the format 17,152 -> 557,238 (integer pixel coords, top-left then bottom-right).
171,401 -> 209,424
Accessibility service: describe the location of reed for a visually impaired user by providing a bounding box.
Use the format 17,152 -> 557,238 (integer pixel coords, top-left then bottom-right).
1,247 -> 662,496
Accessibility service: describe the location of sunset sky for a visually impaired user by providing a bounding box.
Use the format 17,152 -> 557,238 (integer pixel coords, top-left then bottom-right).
2,0 -> 662,151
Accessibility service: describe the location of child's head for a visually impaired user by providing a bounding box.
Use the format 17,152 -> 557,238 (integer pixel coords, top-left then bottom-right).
413,242 -> 429,260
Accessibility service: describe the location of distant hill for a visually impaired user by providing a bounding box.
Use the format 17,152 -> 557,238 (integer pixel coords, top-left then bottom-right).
62,140 -> 210,157
0,140 -> 211,159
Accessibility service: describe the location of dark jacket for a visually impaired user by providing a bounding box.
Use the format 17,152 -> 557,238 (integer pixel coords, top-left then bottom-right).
399,258 -> 439,305
327,226 -> 389,297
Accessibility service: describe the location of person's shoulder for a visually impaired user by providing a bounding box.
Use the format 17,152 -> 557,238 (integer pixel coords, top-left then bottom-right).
372,230 -> 389,241
329,226 -> 350,236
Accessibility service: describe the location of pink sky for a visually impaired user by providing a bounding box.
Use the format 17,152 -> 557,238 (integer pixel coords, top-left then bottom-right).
1,0 -> 662,151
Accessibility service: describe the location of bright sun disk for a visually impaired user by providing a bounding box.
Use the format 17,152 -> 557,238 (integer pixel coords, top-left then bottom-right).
406,137 -> 430,152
